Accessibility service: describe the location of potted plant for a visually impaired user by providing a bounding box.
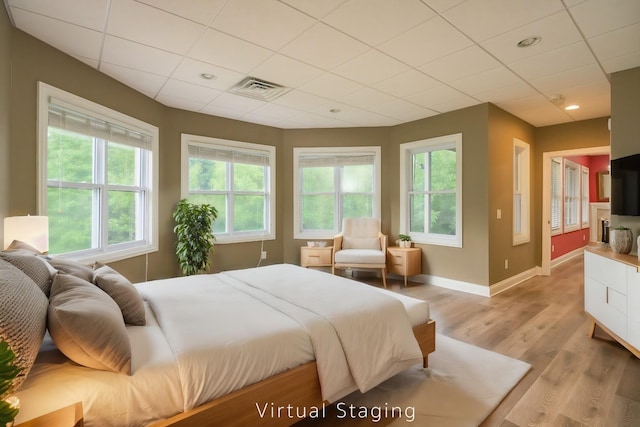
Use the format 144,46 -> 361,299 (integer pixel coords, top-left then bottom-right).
173,199 -> 218,276
398,234 -> 412,248
609,226 -> 633,254
0,340 -> 22,426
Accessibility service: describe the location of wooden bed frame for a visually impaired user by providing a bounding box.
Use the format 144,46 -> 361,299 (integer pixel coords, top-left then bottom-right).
151,319 -> 436,427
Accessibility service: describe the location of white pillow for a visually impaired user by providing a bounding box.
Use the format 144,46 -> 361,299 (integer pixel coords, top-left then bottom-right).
342,236 -> 381,250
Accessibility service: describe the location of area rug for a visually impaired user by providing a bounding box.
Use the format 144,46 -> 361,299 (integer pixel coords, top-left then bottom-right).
340,334 -> 531,426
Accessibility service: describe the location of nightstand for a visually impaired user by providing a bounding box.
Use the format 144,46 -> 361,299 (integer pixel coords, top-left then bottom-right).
387,246 -> 421,287
300,246 -> 333,268
16,402 -> 83,427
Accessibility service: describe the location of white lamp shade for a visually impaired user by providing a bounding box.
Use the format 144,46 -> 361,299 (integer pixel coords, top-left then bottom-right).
3,216 -> 49,252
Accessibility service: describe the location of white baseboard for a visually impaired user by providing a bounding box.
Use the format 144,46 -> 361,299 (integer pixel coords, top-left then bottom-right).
551,246 -> 586,268
488,266 -> 541,296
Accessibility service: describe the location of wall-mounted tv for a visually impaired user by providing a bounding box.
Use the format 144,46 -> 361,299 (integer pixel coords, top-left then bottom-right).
611,153 -> 640,216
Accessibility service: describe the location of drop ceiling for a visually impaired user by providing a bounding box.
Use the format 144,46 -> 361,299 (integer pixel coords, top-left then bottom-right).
4,0 -> 640,129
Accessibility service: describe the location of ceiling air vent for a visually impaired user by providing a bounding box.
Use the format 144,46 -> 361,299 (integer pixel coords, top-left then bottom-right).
229,77 -> 290,101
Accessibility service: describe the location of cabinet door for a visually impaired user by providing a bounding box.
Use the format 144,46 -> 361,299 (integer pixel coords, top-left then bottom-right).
585,276 -> 627,339
584,250 -> 627,295
627,266 -> 640,350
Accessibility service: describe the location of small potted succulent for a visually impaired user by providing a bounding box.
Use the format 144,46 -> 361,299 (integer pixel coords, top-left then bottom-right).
398,234 -> 412,248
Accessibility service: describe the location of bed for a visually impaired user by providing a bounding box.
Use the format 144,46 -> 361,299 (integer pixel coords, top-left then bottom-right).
1,249 -> 435,427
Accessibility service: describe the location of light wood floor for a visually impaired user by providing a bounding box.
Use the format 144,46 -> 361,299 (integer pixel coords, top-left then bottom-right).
300,255 -> 640,426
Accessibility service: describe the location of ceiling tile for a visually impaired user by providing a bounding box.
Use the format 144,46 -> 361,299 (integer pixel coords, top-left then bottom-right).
10,8 -> 103,60
480,11 -> 584,64
569,0 -> 640,38
280,23 -> 369,70
210,0 -> 315,50
106,0 -> 204,55
599,51 -> 640,75
509,41 -> 596,80
271,90 -> 331,111
157,79 -> 222,104
419,45 -> 501,83
450,66 -> 525,96
7,0 -> 109,30
332,50 -> 410,85
135,0 -> 227,25
421,0 -> 465,13
171,58 -> 244,91
528,63 -> 608,93
100,62 -> 167,96
101,35 -> 182,76
188,29 -> 272,74
373,69 -> 440,98
429,94 -> 479,113
279,0 -> 348,19
370,99 -> 439,122
588,23 -> 640,68
473,81 -> 538,103
323,0 -> 435,46
206,92 -> 266,113
250,54 -> 324,88
443,0 -> 565,42
379,16 -> 473,67
340,87 -> 397,110
299,73 -> 363,99
406,84 -> 471,109
155,94 -> 208,113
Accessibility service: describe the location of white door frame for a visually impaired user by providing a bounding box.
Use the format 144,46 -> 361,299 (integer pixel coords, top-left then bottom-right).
541,146 -> 610,276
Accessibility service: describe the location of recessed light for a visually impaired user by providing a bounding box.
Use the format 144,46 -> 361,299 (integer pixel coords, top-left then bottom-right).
565,104 -> 580,111
517,36 -> 541,48
200,73 -> 216,80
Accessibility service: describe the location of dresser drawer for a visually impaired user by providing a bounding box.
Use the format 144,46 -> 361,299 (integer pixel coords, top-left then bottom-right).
585,250 -> 627,295
585,276 -> 627,339
300,246 -> 332,267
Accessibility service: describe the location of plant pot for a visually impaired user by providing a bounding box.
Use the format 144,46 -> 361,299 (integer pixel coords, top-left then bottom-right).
609,229 -> 633,254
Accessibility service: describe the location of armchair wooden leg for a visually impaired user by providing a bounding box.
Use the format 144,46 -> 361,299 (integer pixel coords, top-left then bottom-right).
381,268 -> 387,288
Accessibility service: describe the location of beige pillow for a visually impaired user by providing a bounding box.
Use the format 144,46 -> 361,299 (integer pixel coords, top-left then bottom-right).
46,257 -> 94,282
5,240 -> 42,255
0,252 -> 55,296
48,274 -> 131,374
342,236 -> 381,250
93,263 -> 146,326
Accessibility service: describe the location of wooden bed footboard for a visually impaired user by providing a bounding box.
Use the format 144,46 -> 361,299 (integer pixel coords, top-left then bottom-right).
152,319 -> 436,427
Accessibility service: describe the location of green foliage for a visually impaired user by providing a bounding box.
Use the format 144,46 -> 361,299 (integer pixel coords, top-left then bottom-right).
173,199 -> 218,276
398,234 -> 411,241
0,340 -> 22,424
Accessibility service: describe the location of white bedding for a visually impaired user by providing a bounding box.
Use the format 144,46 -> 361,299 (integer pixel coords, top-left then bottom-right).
14,264 -> 430,427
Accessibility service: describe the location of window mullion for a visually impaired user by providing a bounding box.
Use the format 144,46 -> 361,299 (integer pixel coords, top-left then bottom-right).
95,138 -> 107,251
335,165 -> 342,232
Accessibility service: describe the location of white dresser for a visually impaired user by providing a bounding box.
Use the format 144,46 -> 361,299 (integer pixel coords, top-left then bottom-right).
584,246 -> 640,358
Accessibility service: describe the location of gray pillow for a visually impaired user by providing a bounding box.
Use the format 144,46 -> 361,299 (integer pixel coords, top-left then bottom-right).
46,257 -> 94,282
93,263 -> 146,326
0,259 -> 48,390
0,252 -> 55,296
48,274 -> 132,374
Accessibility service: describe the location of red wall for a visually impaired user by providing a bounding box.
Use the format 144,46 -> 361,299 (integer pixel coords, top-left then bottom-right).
551,154 -> 609,260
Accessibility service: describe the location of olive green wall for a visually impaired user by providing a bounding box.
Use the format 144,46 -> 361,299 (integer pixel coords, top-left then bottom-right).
610,66 -> 640,249
0,7 -> 11,239
487,105 -> 536,285
390,105 -> 491,286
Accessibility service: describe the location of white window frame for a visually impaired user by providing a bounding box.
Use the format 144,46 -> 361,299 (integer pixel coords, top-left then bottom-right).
550,157 -> 563,236
581,165 -> 590,228
293,146 -> 381,240
400,133 -> 462,248
37,82 -> 159,263
563,159 -> 581,233
181,134 -> 275,244
513,138 -> 530,245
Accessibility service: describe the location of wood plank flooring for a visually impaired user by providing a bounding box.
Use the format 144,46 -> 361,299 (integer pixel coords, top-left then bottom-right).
301,254 -> 640,426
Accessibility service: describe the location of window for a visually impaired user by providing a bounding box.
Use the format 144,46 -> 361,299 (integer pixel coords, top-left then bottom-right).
581,166 -> 590,228
37,82 -> 159,262
513,139 -> 530,245
550,157 -> 562,236
293,147 -> 381,239
400,133 -> 462,247
181,134 -> 275,243
563,159 -> 580,232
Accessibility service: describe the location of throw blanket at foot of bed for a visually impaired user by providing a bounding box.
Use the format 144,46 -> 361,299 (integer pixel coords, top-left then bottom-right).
138,264 -> 422,410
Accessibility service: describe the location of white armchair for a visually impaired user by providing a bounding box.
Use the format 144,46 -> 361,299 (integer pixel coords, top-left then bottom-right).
332,218 -> 388,288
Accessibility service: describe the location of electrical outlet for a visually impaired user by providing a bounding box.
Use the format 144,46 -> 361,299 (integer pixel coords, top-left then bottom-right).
497,209 -> 502,219
504,259 -> 508,269
552,244 -> 555,252
261,251 -> 267,260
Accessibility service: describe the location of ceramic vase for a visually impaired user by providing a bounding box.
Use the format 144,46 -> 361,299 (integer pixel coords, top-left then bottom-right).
609,228 -> 633,254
